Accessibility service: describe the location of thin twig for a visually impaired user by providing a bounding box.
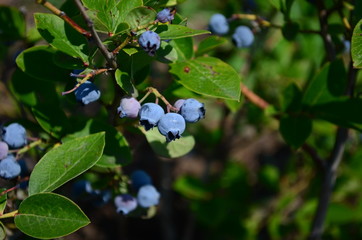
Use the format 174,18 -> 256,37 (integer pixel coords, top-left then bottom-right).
316,1 -> 336,61
112,36 -> 132,55
240,83 -> 270,110
36,0 -> 91,37
62,68 -> 109,95
73,0 -> 118,69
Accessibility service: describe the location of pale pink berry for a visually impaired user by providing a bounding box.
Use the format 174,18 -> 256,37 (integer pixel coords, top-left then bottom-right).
117,97 -> 141,118
0,141 -> 9,160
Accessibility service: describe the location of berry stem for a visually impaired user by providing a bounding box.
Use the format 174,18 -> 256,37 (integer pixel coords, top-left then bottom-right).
0,210 -> 18,219
62,68 -> 109,95
35,0 -> 91,38
142,87 -> 178,112
112,36 -> 132,55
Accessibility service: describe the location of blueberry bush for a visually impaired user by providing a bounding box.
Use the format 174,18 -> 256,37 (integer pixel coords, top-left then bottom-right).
1,0 -> 362,239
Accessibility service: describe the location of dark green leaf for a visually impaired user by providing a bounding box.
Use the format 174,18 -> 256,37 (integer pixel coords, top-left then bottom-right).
281,83 -> 302,112
156,24 -> 210,40
32,104 -> 70,139
9,69 -> 59,107
16,45 -> 72,83
169,56 -> 241,100
174,176 -> 212,200
115,69 -> 138,97
351,18 -> 362,68
196,36 -> 228,56
302,59 -> 346,106
0,6 -> 26,41
63,119 -> 131,167
310,98 -> 362,131
28,132 -> 105,195
15,193 -> 90,239
53,51 -> 85,69
143,127 -> 195,158
279,115 -> 312,148
34,13 -> 89,64
282,22 -> 299,41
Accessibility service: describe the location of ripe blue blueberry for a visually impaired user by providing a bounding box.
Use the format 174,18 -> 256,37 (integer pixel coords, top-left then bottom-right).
180,98 -> 205,123
0,155 -> 21,179
139,103 -> 165,131
0,142 -> 9,160
114,194 -> 138,214
117,97 -> 141,118
138,31 -> 161,56
208,13 -> 229,35
131,170 -> 152,191
158,113 -> 186,142
74,81 -> 101,105
156,8 -> 174,23
232,26 -> 254,48
2,123 -> 27,149
137,185 -> 160,208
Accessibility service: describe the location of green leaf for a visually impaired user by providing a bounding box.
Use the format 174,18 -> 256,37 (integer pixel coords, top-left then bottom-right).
279,115 -> 312,148
126,7 -> 156,30
156,24 -> 210,40
117,0 -> 143,22
351,18 -> 362,68
326,203 -> 357,224
15,193 -> 90,239
115,69 -> 138,97
0,6 -> 26,41
0,188 -> 6,214
281,83 -> 302,112
196,35 -> 228,56
169,37 -> 194,61
34,13 -> 89,64
9,69 -> 59,107
62,119 -> 132,167
82,0 -> 122,34
53,51 -> 85,69
169,56 -> 241,100
174,176 -> 212,200
143,127 -> 195,158
28,132 -> 105,195
310,98 -> 362,131
282,22 -> 299,41
16,45 -> 72,83
0,222 -> 5,240
302,59 -> 346,106
32,104 -> 70,139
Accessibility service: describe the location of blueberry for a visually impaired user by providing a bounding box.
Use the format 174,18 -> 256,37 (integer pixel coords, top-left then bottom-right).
138,31 -> 161,56
173,99 -> 185,112
137,185 -> 160,208
0,155 -> 21,179
114,194 -> 138,214
74,81 -> 101,105
180,98 -> 205,123
139,103 -> 165,131
232,26 -> 254,48
2,123 -> 27,149
208,13 -> 229,35
131,170 -> 152,191
0,141 -> 9,160
156,8 -> 174,23
158,113 -> 186,142
117,97 -> 141,118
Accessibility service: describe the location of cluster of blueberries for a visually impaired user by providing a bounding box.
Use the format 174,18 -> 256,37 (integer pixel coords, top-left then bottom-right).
117,97 -> 205,142
114,170 -> 160,215
208,13 -> 255,48
0,123 -> 27,179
